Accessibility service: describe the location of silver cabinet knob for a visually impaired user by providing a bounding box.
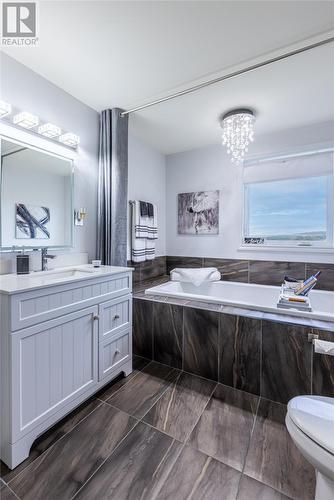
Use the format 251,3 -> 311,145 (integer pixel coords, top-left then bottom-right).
113,314 -> 120,320
115,349 -> 120,355
93,314 -> 99,321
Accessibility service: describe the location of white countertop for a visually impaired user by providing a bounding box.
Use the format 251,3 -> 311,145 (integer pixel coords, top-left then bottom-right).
0,264 -> 133,294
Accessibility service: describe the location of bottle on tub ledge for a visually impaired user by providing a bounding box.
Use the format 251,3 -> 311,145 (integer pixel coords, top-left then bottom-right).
295,271 -> 321,296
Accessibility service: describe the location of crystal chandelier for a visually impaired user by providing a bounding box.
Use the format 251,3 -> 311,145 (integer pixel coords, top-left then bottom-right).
220,109 -> 255,164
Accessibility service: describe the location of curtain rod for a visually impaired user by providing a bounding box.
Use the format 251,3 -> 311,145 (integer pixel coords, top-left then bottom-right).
244,146 -> 334,166
120,35 -> 334,117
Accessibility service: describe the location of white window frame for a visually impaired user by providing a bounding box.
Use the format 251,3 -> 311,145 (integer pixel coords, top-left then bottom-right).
242,174 -> 334,250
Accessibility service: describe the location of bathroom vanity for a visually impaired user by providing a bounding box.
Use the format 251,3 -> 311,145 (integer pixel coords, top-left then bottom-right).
0,265 -> 133,469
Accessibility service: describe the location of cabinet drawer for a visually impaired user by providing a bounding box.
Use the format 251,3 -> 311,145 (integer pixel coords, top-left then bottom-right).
99,296 -> 132,341
99,330 -> 131,381
11,273 -> 132,331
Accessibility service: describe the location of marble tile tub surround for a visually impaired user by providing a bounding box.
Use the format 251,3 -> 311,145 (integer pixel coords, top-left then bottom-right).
164,256 -> 334,290
1,358 -> 315,500
133,296 -> 334,403
129,255 -> 334,290
127,256 -> 166,283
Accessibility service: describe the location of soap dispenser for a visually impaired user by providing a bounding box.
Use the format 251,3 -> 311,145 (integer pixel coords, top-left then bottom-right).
16,247 -> 30,274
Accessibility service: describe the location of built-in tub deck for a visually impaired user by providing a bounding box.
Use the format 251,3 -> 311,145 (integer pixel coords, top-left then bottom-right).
132,275 -> 334,405
134,276 -> 334,331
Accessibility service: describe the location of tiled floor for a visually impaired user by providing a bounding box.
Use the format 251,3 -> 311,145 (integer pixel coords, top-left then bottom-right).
1,356 -> 315,500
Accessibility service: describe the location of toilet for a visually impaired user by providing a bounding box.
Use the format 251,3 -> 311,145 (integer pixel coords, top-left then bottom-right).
286,395 -> 334,500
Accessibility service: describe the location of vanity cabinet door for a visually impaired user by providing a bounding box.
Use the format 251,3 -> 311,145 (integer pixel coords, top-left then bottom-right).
11,306 -> 98,441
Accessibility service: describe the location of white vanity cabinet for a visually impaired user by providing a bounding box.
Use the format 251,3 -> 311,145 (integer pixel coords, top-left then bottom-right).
0,266 -> 133,469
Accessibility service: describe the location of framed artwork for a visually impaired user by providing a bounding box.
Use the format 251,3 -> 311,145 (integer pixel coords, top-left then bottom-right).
178,190 -> 219,235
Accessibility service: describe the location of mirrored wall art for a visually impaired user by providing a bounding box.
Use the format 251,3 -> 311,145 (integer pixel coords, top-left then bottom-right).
15,203 -> 50,239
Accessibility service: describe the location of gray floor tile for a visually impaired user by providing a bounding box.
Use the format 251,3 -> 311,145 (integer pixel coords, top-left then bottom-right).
143,372 -> 216,441
156,445 -> 241,500
75,422 -> 182,500
244,399 -> 316,500
188,384 -> 259,471
0,481 -> 19,500
106,361 -> 179,419
96,356 -> 151,401
9,404 -> 137,500
1,397 -> 101,483
237,475 -> 292,499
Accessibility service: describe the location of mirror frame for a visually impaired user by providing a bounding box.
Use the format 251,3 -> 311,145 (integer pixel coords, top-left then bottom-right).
0,130 -> 75,251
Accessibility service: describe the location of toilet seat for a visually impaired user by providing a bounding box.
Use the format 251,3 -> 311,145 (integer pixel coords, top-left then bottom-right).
287,396 -> 334,455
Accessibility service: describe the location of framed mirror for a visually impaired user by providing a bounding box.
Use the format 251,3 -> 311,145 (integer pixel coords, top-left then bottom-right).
0,136 -> 74,250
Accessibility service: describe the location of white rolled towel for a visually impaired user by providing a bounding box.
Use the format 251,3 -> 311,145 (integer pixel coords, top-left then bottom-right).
170,267 -> 221,287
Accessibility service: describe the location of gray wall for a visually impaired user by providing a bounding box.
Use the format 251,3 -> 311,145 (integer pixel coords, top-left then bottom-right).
0,53 -> 99,271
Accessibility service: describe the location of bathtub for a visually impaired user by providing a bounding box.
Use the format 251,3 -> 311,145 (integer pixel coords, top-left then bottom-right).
145,280 -> 334,322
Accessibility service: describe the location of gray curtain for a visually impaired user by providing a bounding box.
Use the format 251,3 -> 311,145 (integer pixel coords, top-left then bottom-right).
97,108 -> 128,266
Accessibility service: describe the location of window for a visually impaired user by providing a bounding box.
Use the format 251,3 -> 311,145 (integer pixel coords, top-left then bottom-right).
244,175 -> 333,247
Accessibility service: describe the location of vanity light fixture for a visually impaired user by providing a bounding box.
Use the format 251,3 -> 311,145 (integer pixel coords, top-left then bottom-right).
220,108 -> 255,164
13,111 -> 39,129
59,132 -> 80,148
0,100 -> 12,118
2,103 -> 79,149
38,123 -> 61,138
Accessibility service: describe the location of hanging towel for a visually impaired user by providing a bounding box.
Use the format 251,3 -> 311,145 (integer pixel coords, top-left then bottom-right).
170,267 -> 221,286
147,203 -> 154,218
145,239 -> 156,261
133,200 -> 148,238
140,201 -> 148,217
131,201 -> 157,261
147,203 -> 158,240
131,201 -> 146,262
134,201 -> 158,240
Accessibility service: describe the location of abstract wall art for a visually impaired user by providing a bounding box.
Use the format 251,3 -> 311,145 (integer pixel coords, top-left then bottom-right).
15,203 -> 50,239
178,190 -> 219,235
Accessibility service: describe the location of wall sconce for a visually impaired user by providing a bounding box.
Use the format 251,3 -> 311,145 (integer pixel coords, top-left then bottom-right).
74,208 -> 87,226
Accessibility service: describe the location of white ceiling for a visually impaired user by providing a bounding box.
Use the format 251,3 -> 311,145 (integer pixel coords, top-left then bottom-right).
2,1 -> 334,153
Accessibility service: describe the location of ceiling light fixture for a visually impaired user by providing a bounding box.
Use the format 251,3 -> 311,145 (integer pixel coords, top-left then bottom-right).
0,100 -> 12,118
38,123 -> 62,138
13,111 -> 39,129
59,133 -> 80,147
220,109 -> 255,164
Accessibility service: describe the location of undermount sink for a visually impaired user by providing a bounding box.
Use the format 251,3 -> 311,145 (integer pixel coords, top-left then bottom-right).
30,268 -> 96,283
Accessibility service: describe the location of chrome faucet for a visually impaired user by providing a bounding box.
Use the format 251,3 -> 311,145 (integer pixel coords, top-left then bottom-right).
41,248 -> 57,271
